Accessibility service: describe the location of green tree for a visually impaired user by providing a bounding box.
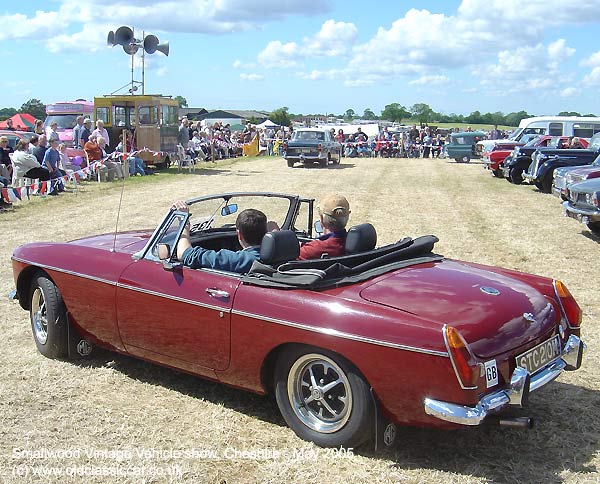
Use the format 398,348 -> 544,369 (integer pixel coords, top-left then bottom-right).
505,111 -> 530,128
380,103 -> 410,123
410,103 -> 434,125
174,96 -> 188,108
0,107 -> 17,121
559,111 -> 581,116
270,107 -> 292,127
362,108 -> 377,120
344,108 -> 355,120
20,99 -> 46,120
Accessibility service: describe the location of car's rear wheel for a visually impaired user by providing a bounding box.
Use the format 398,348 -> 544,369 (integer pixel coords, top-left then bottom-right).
274,346 -> 374,448
508,167 -> 524,184
29,273 -> 68,359
587,221 -> 600,235
462,155 -> 471,163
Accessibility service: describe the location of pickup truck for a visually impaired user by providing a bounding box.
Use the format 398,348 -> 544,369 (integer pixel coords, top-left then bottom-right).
501,136 -> 586,184
522,134 -> 600,193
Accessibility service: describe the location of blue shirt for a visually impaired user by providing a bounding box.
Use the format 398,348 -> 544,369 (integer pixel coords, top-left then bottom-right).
42,148 -> 60,171
182,246 -> 260,273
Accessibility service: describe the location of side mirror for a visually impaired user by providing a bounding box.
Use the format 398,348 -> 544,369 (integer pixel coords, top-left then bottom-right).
157,243 -> 183,272
157,243 -> 170,260
314,220 -> 323,236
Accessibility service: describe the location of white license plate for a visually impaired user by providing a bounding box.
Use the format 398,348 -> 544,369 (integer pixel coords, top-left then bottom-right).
300,148 -> 313,153
516,334 -> 561,374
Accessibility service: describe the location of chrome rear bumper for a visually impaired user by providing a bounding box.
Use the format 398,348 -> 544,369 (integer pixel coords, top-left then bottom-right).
424,335 -> 584,426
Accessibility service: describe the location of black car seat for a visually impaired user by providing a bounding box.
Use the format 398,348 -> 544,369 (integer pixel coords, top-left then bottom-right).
345,223 -> 377,255
260,230 -> 300,266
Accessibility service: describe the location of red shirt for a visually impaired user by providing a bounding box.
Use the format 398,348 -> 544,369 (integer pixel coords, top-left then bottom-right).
299,231 -> 346,260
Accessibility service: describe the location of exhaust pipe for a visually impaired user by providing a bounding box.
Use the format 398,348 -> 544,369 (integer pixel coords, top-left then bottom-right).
497,417 -> 534,429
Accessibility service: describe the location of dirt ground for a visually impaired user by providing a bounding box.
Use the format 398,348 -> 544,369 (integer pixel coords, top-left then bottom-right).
1,155 -> 598,484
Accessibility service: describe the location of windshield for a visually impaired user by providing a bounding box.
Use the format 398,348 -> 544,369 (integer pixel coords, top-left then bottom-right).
523,135 -> 542,147
187,194 -> 306,234
44,114 -> 78,130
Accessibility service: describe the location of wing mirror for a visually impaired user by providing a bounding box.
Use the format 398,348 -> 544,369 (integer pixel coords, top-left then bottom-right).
157,243 -> 183,272
221,203 -> 238,216
314,220 -> 323,236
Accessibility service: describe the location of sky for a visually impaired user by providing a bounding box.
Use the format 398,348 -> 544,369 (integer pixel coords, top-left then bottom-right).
2,0 -> 600,118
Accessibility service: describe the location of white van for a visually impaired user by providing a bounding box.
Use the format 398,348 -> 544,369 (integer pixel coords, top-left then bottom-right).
477,116 -> 600,153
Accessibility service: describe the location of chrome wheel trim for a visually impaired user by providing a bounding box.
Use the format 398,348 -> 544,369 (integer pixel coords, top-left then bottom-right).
31,287 -> 48,345
287,353 -> 352,434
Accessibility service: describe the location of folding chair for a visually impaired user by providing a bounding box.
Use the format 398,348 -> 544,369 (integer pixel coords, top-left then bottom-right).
176,144 -> 195,173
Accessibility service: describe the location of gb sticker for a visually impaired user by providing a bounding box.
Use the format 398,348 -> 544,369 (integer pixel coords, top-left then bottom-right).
484,359 -> 498,388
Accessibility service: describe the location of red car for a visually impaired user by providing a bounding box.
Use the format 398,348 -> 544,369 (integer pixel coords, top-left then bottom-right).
482,141 -> 526,177
10,192 -> 585,449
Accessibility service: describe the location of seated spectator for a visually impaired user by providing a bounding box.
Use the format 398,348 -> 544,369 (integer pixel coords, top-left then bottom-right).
85,136 -> 122,181
57,143 -> 84,178
12,139 -> 51,182
171,200 -> 267,273
42,139 -> 65,194
345,134 -> 357,158
0,174 -> 11,210
188,131 -> 207,161
32,135 -> 48,164
569,137 -> 584,149
116,133 -> 146,176
0,135 -> 14,179
299,194 -> 351,260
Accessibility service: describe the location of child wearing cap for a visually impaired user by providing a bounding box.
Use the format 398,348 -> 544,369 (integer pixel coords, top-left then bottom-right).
299,193 -> 351,260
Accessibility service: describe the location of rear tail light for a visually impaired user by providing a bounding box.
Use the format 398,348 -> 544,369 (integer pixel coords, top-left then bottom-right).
554,280 -> 582,328
443,325 -> 479,389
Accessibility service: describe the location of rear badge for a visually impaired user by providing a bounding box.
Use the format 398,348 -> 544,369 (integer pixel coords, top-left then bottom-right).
480,286 -> 500,296
523,313 -> 536,324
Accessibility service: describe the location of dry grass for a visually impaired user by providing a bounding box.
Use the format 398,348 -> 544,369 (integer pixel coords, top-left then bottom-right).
1,156 -> 599,484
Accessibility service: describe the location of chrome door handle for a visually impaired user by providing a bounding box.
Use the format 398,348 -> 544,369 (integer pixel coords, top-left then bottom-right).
205,288 -> 230,299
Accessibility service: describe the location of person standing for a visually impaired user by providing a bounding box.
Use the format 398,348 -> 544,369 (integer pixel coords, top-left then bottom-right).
0,136 -> 14,179
92,120 -> 110,148
72,116 -> 84,149
80,118 -> 93,147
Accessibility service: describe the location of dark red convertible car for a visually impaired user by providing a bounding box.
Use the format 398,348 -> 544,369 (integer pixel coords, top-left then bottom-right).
10,192 -> 585,448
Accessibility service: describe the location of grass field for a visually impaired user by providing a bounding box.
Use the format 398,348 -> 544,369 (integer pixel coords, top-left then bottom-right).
0,155 -> 598,484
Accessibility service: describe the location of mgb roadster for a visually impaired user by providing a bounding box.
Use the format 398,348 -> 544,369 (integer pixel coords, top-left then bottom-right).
10,192 -> 585,448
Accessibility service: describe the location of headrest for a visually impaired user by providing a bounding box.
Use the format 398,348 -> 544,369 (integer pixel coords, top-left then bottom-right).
345,223 -> 377,255
260,230 -> 300,266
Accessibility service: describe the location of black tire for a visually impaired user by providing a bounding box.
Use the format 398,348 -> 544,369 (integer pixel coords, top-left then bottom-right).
319,158 -> 328,168
534,181 -> 544,191
455,158 -> 461,163
491,168 -> 502,178
508,167 -> 524,184
587,221 -> 600,235
541,172 -> 553,193
462,155 -> 471,163
274,346 -> 374,448
287,159 -> 294,168
29,273 -> 68,359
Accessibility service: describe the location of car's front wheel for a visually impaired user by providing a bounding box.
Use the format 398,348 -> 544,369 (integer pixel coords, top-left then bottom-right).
29,273 -> 68,359
274,346 -> 374,448
287,159 -> 294,168
508,167 -> 524,184
587,221 -> 600,235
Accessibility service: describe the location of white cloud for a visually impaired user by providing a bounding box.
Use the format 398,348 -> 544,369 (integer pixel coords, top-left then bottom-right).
560,87 -> 578,97
409,75 -> 450,86
0,10 -> 63,42
240,73 -> 264,81
303,19 -> 357,57
257,40 -> 300,68
583,67 -> 600,86
580,50 -> 600,67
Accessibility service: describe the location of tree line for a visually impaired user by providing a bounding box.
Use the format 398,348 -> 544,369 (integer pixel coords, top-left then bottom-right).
4,98 -> 596,130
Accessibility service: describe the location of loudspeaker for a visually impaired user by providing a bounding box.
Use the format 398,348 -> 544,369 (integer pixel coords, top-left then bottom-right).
123,43 -> 139,55
114,26 -> 134,46
143,35 -> 169,56
107,30 -> 115,46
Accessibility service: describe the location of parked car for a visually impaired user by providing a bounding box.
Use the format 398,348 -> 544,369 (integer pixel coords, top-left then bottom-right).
284,128 -> 341,168
552,155 -> 600,198
445,131 -> 485,162
0,129 -> 32,149
482,140 -> 527,177
523,133 -> 600,193
10,192 -> 585,449
563,178 -> 600,235
501,136 -> 587,185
